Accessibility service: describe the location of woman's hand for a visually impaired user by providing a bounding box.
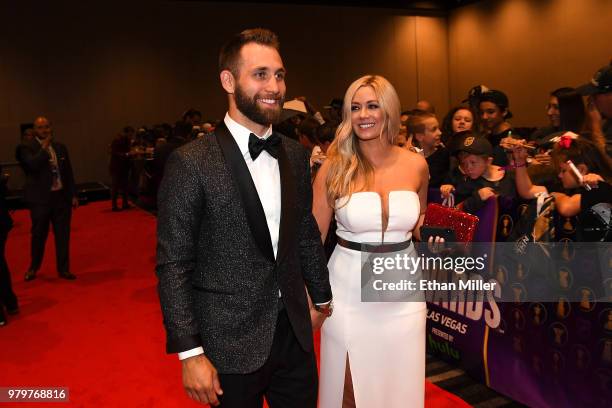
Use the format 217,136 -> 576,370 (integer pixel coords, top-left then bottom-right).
582,173 -> 604,188
499,136 -> 516,150
440,184 -> 455,199
478,187 -> 496,201
508,143 -> 529,165
532,152 -> 552,166
427,235 -> 446,254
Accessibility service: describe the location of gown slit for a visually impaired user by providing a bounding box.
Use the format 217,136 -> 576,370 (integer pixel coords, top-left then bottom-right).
319,190 -> 426,408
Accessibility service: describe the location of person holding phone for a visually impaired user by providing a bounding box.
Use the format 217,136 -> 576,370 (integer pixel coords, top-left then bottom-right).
510,134 -> 612,242
16,117 -> 78,281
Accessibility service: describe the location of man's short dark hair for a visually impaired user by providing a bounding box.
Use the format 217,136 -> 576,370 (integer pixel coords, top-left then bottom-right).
174,120 -> 193,139
182,108 -> 202,121
297,116 -> 321,144
407,110 -> 436,136
218,28 -> 280,76
317,123 -> 337,144
20,123 -> 34,135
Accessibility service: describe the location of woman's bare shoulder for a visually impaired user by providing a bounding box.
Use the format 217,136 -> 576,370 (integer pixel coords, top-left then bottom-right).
395,147 -> 427,170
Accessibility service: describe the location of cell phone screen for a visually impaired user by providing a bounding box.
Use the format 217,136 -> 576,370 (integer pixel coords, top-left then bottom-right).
420,226 -> 456,243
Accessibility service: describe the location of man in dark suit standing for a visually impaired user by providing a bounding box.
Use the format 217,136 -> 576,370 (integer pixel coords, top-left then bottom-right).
16,117 -> 77,281
156,28 -> 332,407
109,126 -> 134,211
0,165 -> 18,325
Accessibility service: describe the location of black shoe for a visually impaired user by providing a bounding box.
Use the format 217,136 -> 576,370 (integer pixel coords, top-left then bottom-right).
0,311 -> 6,326
6,304 -> 19,315
59,272 -> 76,280
122,204 -> 133,210
112,207 -> 121,212
24,269 -> 37,281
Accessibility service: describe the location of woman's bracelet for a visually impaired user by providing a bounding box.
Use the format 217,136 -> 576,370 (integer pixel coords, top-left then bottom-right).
499,161 -> 527,171
513,161 -> 528,168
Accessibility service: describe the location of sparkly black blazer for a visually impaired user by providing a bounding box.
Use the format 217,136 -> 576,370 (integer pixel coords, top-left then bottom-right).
156,122 -> 332,374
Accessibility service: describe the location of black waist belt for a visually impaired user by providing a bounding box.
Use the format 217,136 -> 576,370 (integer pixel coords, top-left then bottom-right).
336,236 -> 412,253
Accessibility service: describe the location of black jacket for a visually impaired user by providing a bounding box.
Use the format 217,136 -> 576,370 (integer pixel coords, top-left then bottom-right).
156,122 -> 332,374
0,165 -> 12,231
16,139 -> 76,205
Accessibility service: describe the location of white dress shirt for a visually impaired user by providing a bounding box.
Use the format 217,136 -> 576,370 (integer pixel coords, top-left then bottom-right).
178,113 -> 281,361
224,113 -> 282,257
36,138 -> 63,191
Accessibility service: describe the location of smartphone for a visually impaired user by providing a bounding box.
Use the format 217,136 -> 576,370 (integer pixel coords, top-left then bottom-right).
420,226 -> 456,243
566,160 -> 591,191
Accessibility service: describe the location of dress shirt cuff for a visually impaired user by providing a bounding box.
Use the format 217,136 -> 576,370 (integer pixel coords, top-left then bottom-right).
178,347 -> 204,361
315,299 -> 332,306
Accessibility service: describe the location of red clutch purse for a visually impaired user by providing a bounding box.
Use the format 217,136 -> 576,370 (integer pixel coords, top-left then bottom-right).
423,203 -> 479,243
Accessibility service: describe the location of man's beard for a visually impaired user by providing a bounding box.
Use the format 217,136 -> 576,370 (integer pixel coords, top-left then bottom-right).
234,85 -> 284,126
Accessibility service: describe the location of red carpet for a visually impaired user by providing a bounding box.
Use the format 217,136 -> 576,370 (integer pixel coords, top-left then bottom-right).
0,201 -> 470,407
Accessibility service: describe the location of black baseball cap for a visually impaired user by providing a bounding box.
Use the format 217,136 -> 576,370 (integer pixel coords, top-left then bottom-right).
454,135 -> 493,157
461,84 -> 489,104
324,98 -> 343,110
576,65 -> 612,95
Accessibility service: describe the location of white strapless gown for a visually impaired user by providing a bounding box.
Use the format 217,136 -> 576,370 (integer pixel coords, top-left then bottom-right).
319,191 -> 426,408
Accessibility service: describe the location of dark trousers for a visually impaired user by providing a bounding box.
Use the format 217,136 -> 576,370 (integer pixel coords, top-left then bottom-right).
28,192 -> 72,274
0,227 -> 18,310
111,171 -> 129,208
217,309 -> 318,408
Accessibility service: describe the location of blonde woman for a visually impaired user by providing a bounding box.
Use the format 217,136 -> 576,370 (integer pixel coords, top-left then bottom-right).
313,75 -> 429,407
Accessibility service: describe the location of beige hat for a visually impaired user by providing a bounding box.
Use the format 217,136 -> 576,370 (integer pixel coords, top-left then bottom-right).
283,99 -> 307,113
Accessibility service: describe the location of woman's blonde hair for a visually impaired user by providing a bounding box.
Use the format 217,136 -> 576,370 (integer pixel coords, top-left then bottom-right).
325,75 -> 401,206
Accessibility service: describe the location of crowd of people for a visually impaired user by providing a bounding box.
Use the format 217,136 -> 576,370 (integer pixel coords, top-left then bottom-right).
106,65 -> 612,245
102,65 -> 612,236
106,109 -> 216,211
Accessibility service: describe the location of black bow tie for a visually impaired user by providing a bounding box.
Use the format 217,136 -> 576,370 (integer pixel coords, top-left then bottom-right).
248,133 -> 281,161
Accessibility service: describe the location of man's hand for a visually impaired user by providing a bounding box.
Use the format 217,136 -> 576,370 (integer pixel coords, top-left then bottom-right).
182,354 -> 223,406
72,197 -> 79,209
306,291 -> 328,331
41,137 -> 52,150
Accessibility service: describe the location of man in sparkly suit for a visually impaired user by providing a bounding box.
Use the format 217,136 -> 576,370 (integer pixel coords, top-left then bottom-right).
156,28 -> 332,407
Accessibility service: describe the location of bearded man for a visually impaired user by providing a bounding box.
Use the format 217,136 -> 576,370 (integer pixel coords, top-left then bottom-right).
155,28 -> 332,407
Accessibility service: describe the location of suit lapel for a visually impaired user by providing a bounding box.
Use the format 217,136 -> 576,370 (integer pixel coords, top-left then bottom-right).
215,122 -> 275,263
276,139 -> 297,264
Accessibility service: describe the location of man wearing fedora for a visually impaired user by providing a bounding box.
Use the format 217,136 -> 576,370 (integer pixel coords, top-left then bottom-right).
577,64 -> 612,156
